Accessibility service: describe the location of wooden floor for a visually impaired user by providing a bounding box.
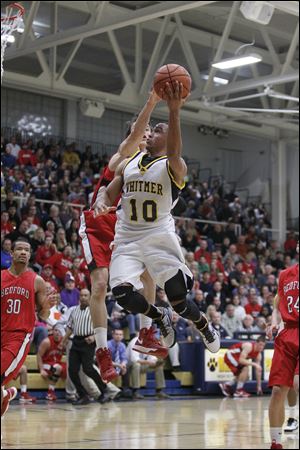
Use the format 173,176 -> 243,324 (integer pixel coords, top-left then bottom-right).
1,397 -> 299,449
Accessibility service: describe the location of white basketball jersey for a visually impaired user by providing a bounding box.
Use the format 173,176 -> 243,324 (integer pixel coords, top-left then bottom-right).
115,151 -> 184,243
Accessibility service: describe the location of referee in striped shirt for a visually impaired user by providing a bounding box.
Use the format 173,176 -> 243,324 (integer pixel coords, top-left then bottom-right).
61,288 -> 109,405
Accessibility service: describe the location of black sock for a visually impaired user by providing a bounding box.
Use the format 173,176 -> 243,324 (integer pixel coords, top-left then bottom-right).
173,299 -> 208,330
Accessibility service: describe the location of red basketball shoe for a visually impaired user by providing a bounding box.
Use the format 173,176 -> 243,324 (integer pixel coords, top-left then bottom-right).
96,348 -> 118,383
19,392 -> 37,404
133,326 -> 168,359
1,387 -> 17,416
46,390 -> 57,401
270,440 -> 283,449
233,389 -> 251,398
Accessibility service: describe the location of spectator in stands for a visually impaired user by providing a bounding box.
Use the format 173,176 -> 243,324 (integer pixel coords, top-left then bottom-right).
186,320 -> 202,342
18,142 -> 34,167
107,329 -> 130,392
37,323 -> 67,401
228,260 -> 244,290
40,264 -> 59,292
2,145 -> 16,169
198,255 -> 210,274
236,314 -> 256,334
30,170 -> 49,199
30,227 -> 45,253
45,205 -> 64,230
127,336 -> 169,400
55,227 -> 68,252
1,211 -> 13,237
200,271 -> 213,295
6,136 -> 21,159
62,143 -> 81,170
6,220 -> 30,244
60,274 -> 80,308
253,316 -> 267,333
47,245 -> 74,285
245,292 -> 262,318
172,313 -> 189,342
210,311 -> 230,339
232,295 -> 246,321
72,257 -> 88,290
284,231 -> 298,257
206,281 -> 227,310
1,238 -> 12,269
35,235 -> 57,267
221,304 -> 242,338
191,289 -> 207,312
9,169 -> 26,196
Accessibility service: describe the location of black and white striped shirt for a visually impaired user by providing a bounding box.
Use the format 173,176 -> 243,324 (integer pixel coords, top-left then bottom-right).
67,306 -> 93,337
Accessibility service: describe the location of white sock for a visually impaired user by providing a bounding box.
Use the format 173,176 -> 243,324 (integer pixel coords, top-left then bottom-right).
20,385 -> 27,393
270,427 -> 282,444
139,314 -> 152,330
289,405 -> 297,419
237,382 -> 244,390
94,327 -> 107,350
49,385 -> 55,391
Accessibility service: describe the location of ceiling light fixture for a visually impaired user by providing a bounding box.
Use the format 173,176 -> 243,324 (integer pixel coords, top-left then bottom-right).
212,53 -> 262,70
202,75 -> 229,85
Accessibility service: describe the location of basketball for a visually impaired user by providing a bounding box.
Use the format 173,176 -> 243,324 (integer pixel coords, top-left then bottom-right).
153,64 -> 192,100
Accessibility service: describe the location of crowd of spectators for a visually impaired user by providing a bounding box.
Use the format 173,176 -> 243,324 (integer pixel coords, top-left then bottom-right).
1,134 -> 299,396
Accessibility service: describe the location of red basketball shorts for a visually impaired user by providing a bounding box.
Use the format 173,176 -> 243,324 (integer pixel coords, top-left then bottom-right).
269,327 -> 299,388
224,353 -> 244,376
79,211 -> 116,271
43,362 -> 67,379
1,331 -> 32,386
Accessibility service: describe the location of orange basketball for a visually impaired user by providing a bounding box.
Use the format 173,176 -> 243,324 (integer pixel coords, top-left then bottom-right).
153,64 -> 192,100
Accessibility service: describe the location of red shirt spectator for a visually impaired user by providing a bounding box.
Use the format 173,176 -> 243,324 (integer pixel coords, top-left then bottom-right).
41,264 -> 59,292
1,211 -> 14,236
245,296 -> 262,318
47,246 -> 73,283
284,232 -> 297,255
18,146 -> 34,166
72,257 -> 88,290
35,236 -> 57,266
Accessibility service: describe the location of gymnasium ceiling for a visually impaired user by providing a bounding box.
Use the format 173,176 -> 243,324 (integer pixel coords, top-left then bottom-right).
1,1 -> 299,139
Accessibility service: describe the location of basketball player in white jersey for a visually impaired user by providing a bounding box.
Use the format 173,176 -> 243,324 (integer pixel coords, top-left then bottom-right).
94,81 -> 220,354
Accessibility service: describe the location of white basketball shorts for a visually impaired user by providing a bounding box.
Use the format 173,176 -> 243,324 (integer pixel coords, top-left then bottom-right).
109,232 -> 193,290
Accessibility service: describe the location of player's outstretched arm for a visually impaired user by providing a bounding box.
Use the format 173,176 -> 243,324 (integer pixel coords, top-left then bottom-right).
266,294 -> 282,339
108,90 -> 161,171
164,81 -> 187,188
93,160 -> 126,216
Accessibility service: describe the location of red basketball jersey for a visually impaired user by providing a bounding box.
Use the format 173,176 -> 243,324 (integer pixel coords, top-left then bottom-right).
42,335 -> 64,365
82,165 -> 120,241
227,341 -> 259,363
1,269 -> 37,334
278,264 -> 299,325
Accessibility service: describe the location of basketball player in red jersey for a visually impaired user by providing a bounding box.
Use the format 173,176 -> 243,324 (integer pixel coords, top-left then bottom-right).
267,242 -> 299,450
1,238 -> 56,416
219,336 -> 266,398
37,323 -> 66,402
79,90 -> 165,383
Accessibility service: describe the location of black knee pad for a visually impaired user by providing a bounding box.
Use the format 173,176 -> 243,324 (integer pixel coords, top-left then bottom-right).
112,285 -> 134,310
112,285 -> 149,314
164,270 -> 194,302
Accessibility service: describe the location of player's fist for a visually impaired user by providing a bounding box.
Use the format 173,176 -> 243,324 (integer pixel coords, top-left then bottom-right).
266,323 -> 279,340
93,204 -> 117,217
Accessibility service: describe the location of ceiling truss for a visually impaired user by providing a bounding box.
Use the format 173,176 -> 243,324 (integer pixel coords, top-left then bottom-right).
2,1 -> 299,139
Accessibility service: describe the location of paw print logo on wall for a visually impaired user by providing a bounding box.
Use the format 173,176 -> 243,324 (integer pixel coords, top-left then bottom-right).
207,357 -> 218,372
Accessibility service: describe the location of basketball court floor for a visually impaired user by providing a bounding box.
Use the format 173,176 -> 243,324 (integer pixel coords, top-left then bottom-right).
1,397 -> 299,449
